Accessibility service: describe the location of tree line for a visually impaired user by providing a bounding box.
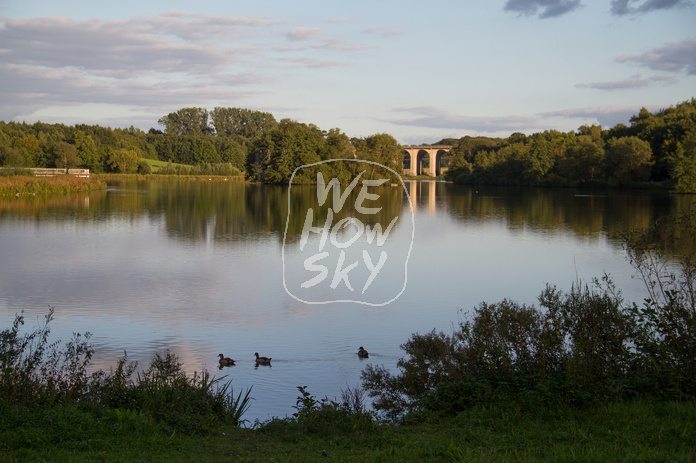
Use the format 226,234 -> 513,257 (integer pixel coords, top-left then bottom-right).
0,107 -> 403,183
443,98 -> 696,192
0,98 -> 695,190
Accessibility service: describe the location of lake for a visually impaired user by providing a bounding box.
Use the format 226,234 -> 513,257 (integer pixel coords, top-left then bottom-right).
0,179 -> 691,422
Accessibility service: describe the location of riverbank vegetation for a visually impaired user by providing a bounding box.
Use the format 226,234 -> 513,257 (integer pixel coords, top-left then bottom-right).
1,306 -> 694,461
0,174 -> 106,196
2,210 -> 695,460
1,97 -> 694,189
443,98 -> 696,191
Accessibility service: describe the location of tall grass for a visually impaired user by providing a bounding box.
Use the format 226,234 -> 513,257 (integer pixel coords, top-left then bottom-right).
156,161 -> 244,177
0,308 -> 252,434
0,175 -> 106,195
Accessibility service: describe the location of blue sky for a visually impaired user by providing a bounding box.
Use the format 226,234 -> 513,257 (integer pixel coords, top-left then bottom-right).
1,0 -> 694,144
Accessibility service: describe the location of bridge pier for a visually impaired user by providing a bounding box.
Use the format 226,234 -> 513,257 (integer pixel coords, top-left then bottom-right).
402,146 -> 450,177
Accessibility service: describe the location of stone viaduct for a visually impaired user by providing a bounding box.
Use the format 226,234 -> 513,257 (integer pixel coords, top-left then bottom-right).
402,146 -> 451,177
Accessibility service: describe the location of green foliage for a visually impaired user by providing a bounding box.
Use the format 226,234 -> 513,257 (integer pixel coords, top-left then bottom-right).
210,107 -> 277,138
362,210 -> 696,422
0,145 -> 25,167
621,207 -> 696,397
669,129 -> 696,193
604,136 -> 653,185
0,312 -> 252,435
2,99 -> 695,187
249,119 -> 325,183
352,133 -> 403,181
137,159 -> 152,174
260,385 -> 376,437
0,398 -> 692,462
107,148 -> 139,173
156,162 -> 243,176
557,135 -> 605,184
157,107 -> 212,136
52,141 -> 81,169
0,307 -> 97,407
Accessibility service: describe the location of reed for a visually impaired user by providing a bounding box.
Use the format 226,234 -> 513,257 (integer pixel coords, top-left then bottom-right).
0,175 -> 106,195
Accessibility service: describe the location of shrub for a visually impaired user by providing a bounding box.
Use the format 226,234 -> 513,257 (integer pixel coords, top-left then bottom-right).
362,209 -> 696,421
137,159 -> 152,175
0,307 -> 98,406
260,386 -> 376,436
0,312 -> 252,434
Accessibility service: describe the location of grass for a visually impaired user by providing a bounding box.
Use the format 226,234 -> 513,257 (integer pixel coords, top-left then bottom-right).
0,175 -> 107,196
0,398 -> 693,462
1,208 -> 695,461
141,157 -> 189,173
3,308 -> 692,462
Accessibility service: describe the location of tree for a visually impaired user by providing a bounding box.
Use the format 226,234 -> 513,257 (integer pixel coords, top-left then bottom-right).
0,146 -> 24,167
520,135 -> 555,183
324,128 -> 354,160
210,107 -> 277,139
215,137 -> 248,171
352,133 -> 403,180
73,130 -> 101,172
157,107 -> 212,136
576,124 -> 604,143
53,141 -> 81,169
557,136 -> 604,183
108,148 -> 139,173
12,134 -> 41,166
604,137 -> 653,185
669,130 -> 696,193
194,139 -> 220,164
250,120 -> 324,183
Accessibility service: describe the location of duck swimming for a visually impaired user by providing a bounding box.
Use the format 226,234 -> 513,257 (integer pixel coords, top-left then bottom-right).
218,353 -> 235,366
254,352 -> 272,365
358,346 -> 369,358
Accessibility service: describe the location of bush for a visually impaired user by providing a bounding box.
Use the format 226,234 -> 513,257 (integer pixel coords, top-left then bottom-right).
362,277 -> 696,420
0,311 -> 252,434
0,307 -> 97,406
362,209 -> 696,422
260,386 -> 376,437
154,162 -> 243,176
137,159 -> 152,175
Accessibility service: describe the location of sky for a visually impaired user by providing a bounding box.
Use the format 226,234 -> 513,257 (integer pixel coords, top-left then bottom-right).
0,0 -> 694,144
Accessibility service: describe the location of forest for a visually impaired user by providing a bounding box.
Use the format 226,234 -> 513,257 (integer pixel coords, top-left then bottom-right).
0,98 -> 695,191
443,98 -> 696,192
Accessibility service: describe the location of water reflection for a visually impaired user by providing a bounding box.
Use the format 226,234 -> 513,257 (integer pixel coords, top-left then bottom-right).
1,179 -> 694,422
1,180 -> 691,245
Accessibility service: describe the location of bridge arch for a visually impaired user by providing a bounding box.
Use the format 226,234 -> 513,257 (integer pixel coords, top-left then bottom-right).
402,146 -> 451,177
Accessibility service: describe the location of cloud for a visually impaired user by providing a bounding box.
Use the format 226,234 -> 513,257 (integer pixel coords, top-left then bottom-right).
322,18 -> 354,24
362,27 -> 405,38
615,37 -> 696,75
539,105 -> 661,126
309,38 -> 371,52
503,0 -> 583,18
387,107 -> 539,133
0,15 -> 262,77
575,74 -> 678,90
277,56 -> 345,69
610,0 -> 685,15
0,13 -> 370,125
284,27 -> 321,41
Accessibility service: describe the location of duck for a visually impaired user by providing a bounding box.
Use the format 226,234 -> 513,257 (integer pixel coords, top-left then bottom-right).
358,346 -> 369,358
254,352 -> 272,365
218,353 -> 235,366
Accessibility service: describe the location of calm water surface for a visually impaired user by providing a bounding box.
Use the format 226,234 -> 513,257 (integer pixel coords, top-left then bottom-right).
0,180 -> 691,421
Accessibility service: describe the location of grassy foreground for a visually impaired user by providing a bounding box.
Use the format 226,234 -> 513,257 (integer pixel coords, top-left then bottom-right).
1,399 -> 694,462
